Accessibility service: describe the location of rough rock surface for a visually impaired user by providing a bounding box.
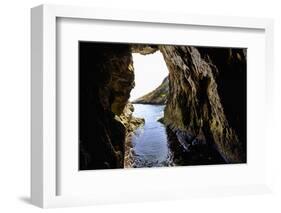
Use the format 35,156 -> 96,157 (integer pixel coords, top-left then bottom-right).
79,43 -> 139,170
131,44 -> 158,55
133,77 -> 169,105
118,102 -> 144,133
120,102 -> 145,168
159,45 -> 246,163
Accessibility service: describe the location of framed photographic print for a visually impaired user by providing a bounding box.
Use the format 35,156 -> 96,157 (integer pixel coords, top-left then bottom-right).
31,4 -> 274,208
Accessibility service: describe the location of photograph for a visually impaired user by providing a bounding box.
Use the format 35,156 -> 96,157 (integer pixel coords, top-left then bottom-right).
26,2 -> 279,210
79,42 -> 247,170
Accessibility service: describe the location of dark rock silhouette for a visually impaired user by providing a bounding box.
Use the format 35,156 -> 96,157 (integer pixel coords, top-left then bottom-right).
79,42 -> 142,170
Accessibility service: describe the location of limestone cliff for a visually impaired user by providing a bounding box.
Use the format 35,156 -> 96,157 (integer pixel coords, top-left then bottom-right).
133,77 -> 169,105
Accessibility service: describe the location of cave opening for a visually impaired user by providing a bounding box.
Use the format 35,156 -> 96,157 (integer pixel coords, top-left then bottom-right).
130,51 -> 169,101
125,50 -> 171,168
79,42 -> 247,170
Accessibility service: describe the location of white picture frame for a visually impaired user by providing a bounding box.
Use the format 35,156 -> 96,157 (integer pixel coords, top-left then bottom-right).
31,4 -> 274,208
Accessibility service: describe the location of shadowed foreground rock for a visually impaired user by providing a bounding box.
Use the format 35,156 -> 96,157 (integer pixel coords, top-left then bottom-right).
79,43 -> 140,170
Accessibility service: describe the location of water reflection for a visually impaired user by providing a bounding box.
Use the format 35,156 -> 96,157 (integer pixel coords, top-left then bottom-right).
130,104 -> 173,168
129,104 -> 226,168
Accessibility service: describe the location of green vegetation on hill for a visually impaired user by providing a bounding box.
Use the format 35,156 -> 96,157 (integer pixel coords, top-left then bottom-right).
132,77 -> 169,105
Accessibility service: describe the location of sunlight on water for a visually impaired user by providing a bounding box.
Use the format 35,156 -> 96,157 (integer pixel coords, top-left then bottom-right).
131,104 -> 173,168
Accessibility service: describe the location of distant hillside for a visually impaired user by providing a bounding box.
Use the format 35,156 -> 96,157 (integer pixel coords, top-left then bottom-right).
132,77 -> 169,105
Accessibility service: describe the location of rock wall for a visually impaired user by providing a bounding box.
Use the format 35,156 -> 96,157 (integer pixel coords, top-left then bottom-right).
122,103 -> 145,168
79,42 -> 136,170
159,46 -> 246,163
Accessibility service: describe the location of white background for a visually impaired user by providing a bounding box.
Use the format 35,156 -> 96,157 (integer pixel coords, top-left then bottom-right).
0,0 -> 281,212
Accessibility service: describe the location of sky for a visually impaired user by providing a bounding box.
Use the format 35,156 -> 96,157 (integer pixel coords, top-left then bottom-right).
130,51 -> 169,101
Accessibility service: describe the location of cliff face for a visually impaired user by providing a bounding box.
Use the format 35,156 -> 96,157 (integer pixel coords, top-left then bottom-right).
79,42 -> 142,170
159,46 -> 246,163
133,77 -> 169,105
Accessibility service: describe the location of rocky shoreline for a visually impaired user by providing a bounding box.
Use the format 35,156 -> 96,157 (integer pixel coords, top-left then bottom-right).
119,103 -> 145,168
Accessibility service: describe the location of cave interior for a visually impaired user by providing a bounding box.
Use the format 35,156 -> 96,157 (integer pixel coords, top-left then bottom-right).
79,42 -> 247,170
